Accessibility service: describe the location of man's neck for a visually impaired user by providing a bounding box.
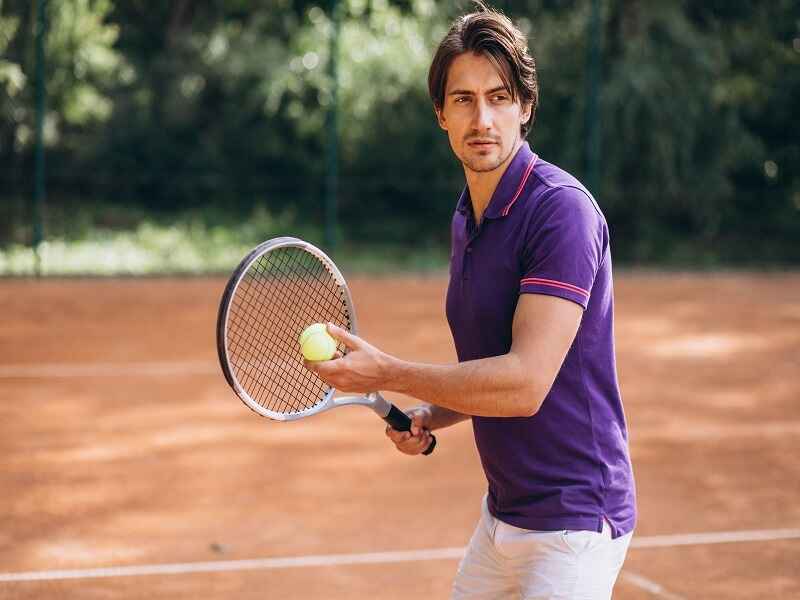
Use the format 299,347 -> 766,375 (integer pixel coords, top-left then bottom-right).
464,139 -> 523,225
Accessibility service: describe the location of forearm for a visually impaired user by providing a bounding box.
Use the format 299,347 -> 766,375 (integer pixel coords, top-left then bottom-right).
308,297 -> 577,419
385,353 -> 542,418
418,402 -> 472,430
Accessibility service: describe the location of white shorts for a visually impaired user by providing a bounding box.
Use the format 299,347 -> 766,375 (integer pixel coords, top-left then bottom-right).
451,496 -> 632,600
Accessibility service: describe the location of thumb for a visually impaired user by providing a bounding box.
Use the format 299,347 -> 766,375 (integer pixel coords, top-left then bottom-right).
411,413 -> 427,436
326,323 -> 361,350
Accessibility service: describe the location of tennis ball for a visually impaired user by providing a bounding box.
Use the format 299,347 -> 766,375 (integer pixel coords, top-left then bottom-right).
299,325 -> 337,361
299,323 -> 327,347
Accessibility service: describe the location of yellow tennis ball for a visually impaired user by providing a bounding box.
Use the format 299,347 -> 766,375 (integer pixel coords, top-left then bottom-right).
299,323 -> 327,347
300,330 -> 337,361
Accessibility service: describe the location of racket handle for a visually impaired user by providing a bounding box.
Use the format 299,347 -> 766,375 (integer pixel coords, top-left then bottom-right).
384,405 -> 436,456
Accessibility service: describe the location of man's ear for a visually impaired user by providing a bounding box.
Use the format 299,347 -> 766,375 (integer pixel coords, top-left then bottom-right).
434,105 -> 448,131
520,101 -> 533,126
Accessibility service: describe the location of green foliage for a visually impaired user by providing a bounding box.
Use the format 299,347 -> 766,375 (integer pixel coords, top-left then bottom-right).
514,0 -> 800,264
0,0 -> 123,154
0,204 -> 305,275
0,204 -> 448,275
1,0 -> 798,271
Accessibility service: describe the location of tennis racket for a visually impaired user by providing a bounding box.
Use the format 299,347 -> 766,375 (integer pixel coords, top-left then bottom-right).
216,236 -> 436,455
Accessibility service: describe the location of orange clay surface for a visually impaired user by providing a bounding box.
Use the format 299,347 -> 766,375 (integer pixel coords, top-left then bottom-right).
0,272 -> 798,599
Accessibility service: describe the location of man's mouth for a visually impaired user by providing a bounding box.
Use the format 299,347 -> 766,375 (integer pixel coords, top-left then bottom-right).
467,139 -> 498,147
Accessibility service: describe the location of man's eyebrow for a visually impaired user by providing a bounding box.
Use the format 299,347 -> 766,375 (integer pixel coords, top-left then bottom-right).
447,86 -> 509,96
486,86 -> 510,95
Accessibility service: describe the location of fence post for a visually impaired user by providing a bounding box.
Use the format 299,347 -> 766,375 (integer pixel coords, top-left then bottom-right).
584,0 -> 602,196
33,0 -> 48,276
324,0 -> 341,252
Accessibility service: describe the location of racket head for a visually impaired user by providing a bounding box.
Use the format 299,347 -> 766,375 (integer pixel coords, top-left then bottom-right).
216,237 -> 357,421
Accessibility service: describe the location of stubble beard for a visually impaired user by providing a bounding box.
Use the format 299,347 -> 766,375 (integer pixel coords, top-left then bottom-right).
459,139 -> 517,174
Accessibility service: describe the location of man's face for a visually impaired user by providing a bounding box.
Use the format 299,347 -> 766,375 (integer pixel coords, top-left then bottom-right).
436,52 -> 532,174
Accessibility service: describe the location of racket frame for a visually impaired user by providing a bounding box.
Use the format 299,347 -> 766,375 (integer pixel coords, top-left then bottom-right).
217,236 -> 393,422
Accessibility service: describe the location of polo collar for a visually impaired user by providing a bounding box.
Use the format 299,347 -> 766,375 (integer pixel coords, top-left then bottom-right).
455,142 -> 538,220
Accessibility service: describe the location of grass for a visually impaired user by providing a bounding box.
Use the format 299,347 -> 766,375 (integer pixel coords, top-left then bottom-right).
0,211 -> 449,276
3,203 -> 795,276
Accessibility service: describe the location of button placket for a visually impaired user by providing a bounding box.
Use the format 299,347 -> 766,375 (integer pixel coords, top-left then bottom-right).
463,247 -> 471,280
463,211 -> 483,282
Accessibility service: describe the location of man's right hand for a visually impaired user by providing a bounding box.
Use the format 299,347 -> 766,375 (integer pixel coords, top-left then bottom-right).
385,405 -> 434,455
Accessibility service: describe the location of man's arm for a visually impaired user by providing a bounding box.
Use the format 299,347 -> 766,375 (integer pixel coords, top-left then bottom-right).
423,403 -> 472,430
383,403 -> 469,456
307,293 -> 583,418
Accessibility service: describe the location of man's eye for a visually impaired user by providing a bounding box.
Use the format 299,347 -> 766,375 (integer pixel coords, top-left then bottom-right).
455,96 -> 470,104
493,94 -> 509,102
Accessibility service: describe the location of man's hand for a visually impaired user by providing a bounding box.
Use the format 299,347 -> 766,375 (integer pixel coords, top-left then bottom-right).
303,323 -> 393,393
385,406 -> 434,455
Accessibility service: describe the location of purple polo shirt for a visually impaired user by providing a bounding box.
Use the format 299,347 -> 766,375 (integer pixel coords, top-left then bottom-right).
446,142 -> 636,538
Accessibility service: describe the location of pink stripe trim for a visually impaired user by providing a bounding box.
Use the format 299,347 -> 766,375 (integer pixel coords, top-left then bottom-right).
520,277 -> 590,298
501,155 -> 537,216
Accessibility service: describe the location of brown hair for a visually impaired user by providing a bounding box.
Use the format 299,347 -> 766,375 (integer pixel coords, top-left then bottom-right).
428,1 -> 539,136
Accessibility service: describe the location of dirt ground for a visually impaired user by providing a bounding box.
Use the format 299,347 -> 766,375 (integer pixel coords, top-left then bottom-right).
0,272 -> 798,599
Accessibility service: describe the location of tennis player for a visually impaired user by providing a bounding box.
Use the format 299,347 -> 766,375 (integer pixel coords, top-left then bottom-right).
307,2 -> 636,598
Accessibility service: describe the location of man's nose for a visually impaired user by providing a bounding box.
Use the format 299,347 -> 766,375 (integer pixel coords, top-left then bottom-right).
472,98 -> 492,132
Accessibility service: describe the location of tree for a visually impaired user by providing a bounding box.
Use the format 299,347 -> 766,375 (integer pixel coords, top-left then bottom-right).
0,0 -> 124,242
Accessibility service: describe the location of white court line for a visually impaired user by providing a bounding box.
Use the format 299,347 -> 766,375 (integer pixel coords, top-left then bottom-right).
620,571 -> 687,600
0,548 -> 465,582
0,528 -> 797,583
0,361 -> 218,378
632,527 -> 800,548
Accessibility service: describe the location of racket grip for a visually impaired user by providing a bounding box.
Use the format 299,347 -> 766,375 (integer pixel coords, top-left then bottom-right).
384,405 -> 436,456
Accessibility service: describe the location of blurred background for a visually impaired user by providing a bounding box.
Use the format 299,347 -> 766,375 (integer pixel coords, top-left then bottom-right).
1,0 -> 798,275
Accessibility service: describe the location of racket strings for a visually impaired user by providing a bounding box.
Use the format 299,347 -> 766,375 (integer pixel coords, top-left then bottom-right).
230,257 -> 321,414
228,274 -> 298,411
230,253 -> 317,414
225,246 -> 351,416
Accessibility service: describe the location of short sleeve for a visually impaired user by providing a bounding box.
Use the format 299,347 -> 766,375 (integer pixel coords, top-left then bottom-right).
519,186 -> 606,310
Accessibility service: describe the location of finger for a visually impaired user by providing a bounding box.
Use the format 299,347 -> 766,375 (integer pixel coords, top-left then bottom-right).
412,434 -> 432,453
409,430 -> 430,445
305,358 -> 336,374
303,361 -> 329,379
385,423 -> 408,435
411,413 -> 426,429
390,426 -> 417,443
398,430 -> 428,449
326,323 -> 361,350
399,434 -> 430,455
387,428 -> 410,444
304,361 -> 338,388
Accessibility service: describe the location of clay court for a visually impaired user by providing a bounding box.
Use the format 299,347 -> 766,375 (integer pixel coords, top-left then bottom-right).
0,272 -> 798,599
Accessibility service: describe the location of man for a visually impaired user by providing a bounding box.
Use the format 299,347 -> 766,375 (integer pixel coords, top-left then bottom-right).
306,3 -> 636,598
